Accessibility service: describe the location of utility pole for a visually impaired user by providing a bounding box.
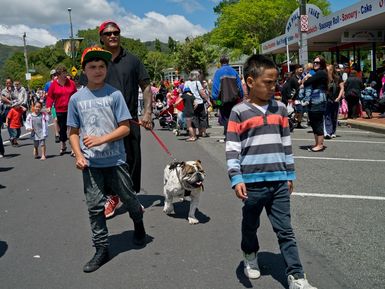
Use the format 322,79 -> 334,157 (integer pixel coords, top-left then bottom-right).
68,7 -> 75,68
23,32 -> 31,88
299,0 -> 308,65
23,32 -> 29,74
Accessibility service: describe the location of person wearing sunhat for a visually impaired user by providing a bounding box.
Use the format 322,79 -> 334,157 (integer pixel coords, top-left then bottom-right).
97,20 -> 153,219
67,46 -> 147,273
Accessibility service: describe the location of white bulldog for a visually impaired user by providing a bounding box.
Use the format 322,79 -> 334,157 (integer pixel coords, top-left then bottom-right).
163,160 -> 205,224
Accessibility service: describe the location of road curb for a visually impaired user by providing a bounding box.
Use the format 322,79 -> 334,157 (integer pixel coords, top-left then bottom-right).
340,119 -> 385,134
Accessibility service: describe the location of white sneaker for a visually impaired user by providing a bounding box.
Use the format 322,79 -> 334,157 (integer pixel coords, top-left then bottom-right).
288,274 -> 317,289
331,134 -> 336,138
243,253 -> 260,279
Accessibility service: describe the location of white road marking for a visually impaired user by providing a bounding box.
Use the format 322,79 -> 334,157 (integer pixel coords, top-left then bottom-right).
294,156 -> 385,162
209,125 -> 224,129
293,192 -> 385,201
339,130 -> 372,134
292,138 -> 385,144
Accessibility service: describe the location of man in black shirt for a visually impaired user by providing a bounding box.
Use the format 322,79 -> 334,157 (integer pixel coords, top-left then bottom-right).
99,20 -> 152,244
345,71 -> 363,119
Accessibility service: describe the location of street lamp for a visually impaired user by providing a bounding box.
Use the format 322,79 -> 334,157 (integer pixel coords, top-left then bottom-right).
68,8 -> 75,67
298,0 -> 308,65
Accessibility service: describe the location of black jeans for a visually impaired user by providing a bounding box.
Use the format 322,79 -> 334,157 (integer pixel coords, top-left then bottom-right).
361,100 -> 374,118
56,112 -> 68,142
82,163 -> 143,248
219,102 -> 237,137
242,181 -> 304,278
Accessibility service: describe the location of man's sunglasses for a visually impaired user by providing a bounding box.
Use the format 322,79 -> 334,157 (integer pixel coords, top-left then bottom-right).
102,31 -> 120,37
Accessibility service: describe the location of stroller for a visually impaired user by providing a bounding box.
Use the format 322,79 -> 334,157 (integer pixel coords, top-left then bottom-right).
287,100 -> 296,132
152,101 -> 177,130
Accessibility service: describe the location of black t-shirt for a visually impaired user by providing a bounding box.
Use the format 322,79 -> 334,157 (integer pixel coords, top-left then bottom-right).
328,76 -> 343,101
181,92 -> 195,118
105,48 -> 150,119
281,76 -> 300,104
345,77 -> 363,98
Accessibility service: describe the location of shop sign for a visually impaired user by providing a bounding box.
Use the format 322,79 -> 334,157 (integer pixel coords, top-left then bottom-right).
341,30 -> 384,42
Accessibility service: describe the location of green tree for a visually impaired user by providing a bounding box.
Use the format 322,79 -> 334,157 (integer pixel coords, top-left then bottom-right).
213,0 -> 239,14
155,39 -> 162,52
174,36 -> 219,77
30,78 -> 45,90
145,51 -> 170,82
168,37 -> 177,53
210,0 -> 330,54
1,52 -> 29,87
121,38 -> 148,62
78,28 -> 100,47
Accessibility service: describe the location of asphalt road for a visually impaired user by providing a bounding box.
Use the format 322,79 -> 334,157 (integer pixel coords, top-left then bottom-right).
0,116 -> 384,289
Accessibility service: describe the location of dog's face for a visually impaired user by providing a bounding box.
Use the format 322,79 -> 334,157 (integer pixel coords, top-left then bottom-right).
181,160 -> 205,189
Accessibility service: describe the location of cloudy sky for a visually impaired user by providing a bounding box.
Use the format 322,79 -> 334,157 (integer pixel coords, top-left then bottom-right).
0,0 -> 356,47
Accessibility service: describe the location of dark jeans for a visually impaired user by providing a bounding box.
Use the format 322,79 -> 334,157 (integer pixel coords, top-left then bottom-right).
361,100 -> 374,118
82,163 -> 143,248
324,101 -> 339,136
56,112 -> 68,142
242,181 -> 304,278
219,102 -> 237,137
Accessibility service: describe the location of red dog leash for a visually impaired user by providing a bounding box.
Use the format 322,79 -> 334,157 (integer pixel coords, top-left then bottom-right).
130,119 -> 176,161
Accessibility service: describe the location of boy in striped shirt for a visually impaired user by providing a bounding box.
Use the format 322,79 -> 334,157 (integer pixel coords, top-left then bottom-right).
226,55 -> 316,289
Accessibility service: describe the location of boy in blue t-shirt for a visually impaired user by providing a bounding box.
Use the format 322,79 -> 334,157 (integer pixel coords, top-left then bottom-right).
67,47 -> 146,273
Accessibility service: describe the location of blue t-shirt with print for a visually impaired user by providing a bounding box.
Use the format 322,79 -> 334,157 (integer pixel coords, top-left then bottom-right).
67,84 -> 131,168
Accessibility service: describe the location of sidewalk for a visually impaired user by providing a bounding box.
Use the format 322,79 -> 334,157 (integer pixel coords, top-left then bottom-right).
339,113 -> 385,134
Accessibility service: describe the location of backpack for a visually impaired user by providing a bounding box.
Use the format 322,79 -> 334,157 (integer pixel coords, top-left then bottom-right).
219,76 -> 241,104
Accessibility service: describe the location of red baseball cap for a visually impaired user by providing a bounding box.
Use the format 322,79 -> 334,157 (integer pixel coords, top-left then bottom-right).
81,46 -> 112,66
99,20 -> 120,35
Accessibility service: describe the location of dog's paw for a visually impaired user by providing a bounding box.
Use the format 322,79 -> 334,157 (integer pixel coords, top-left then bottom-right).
163,207 -> 175,215
188,217 -> 199,224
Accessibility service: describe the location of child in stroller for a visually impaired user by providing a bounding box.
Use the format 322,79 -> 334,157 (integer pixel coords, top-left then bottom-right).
152,99 -> 177,130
